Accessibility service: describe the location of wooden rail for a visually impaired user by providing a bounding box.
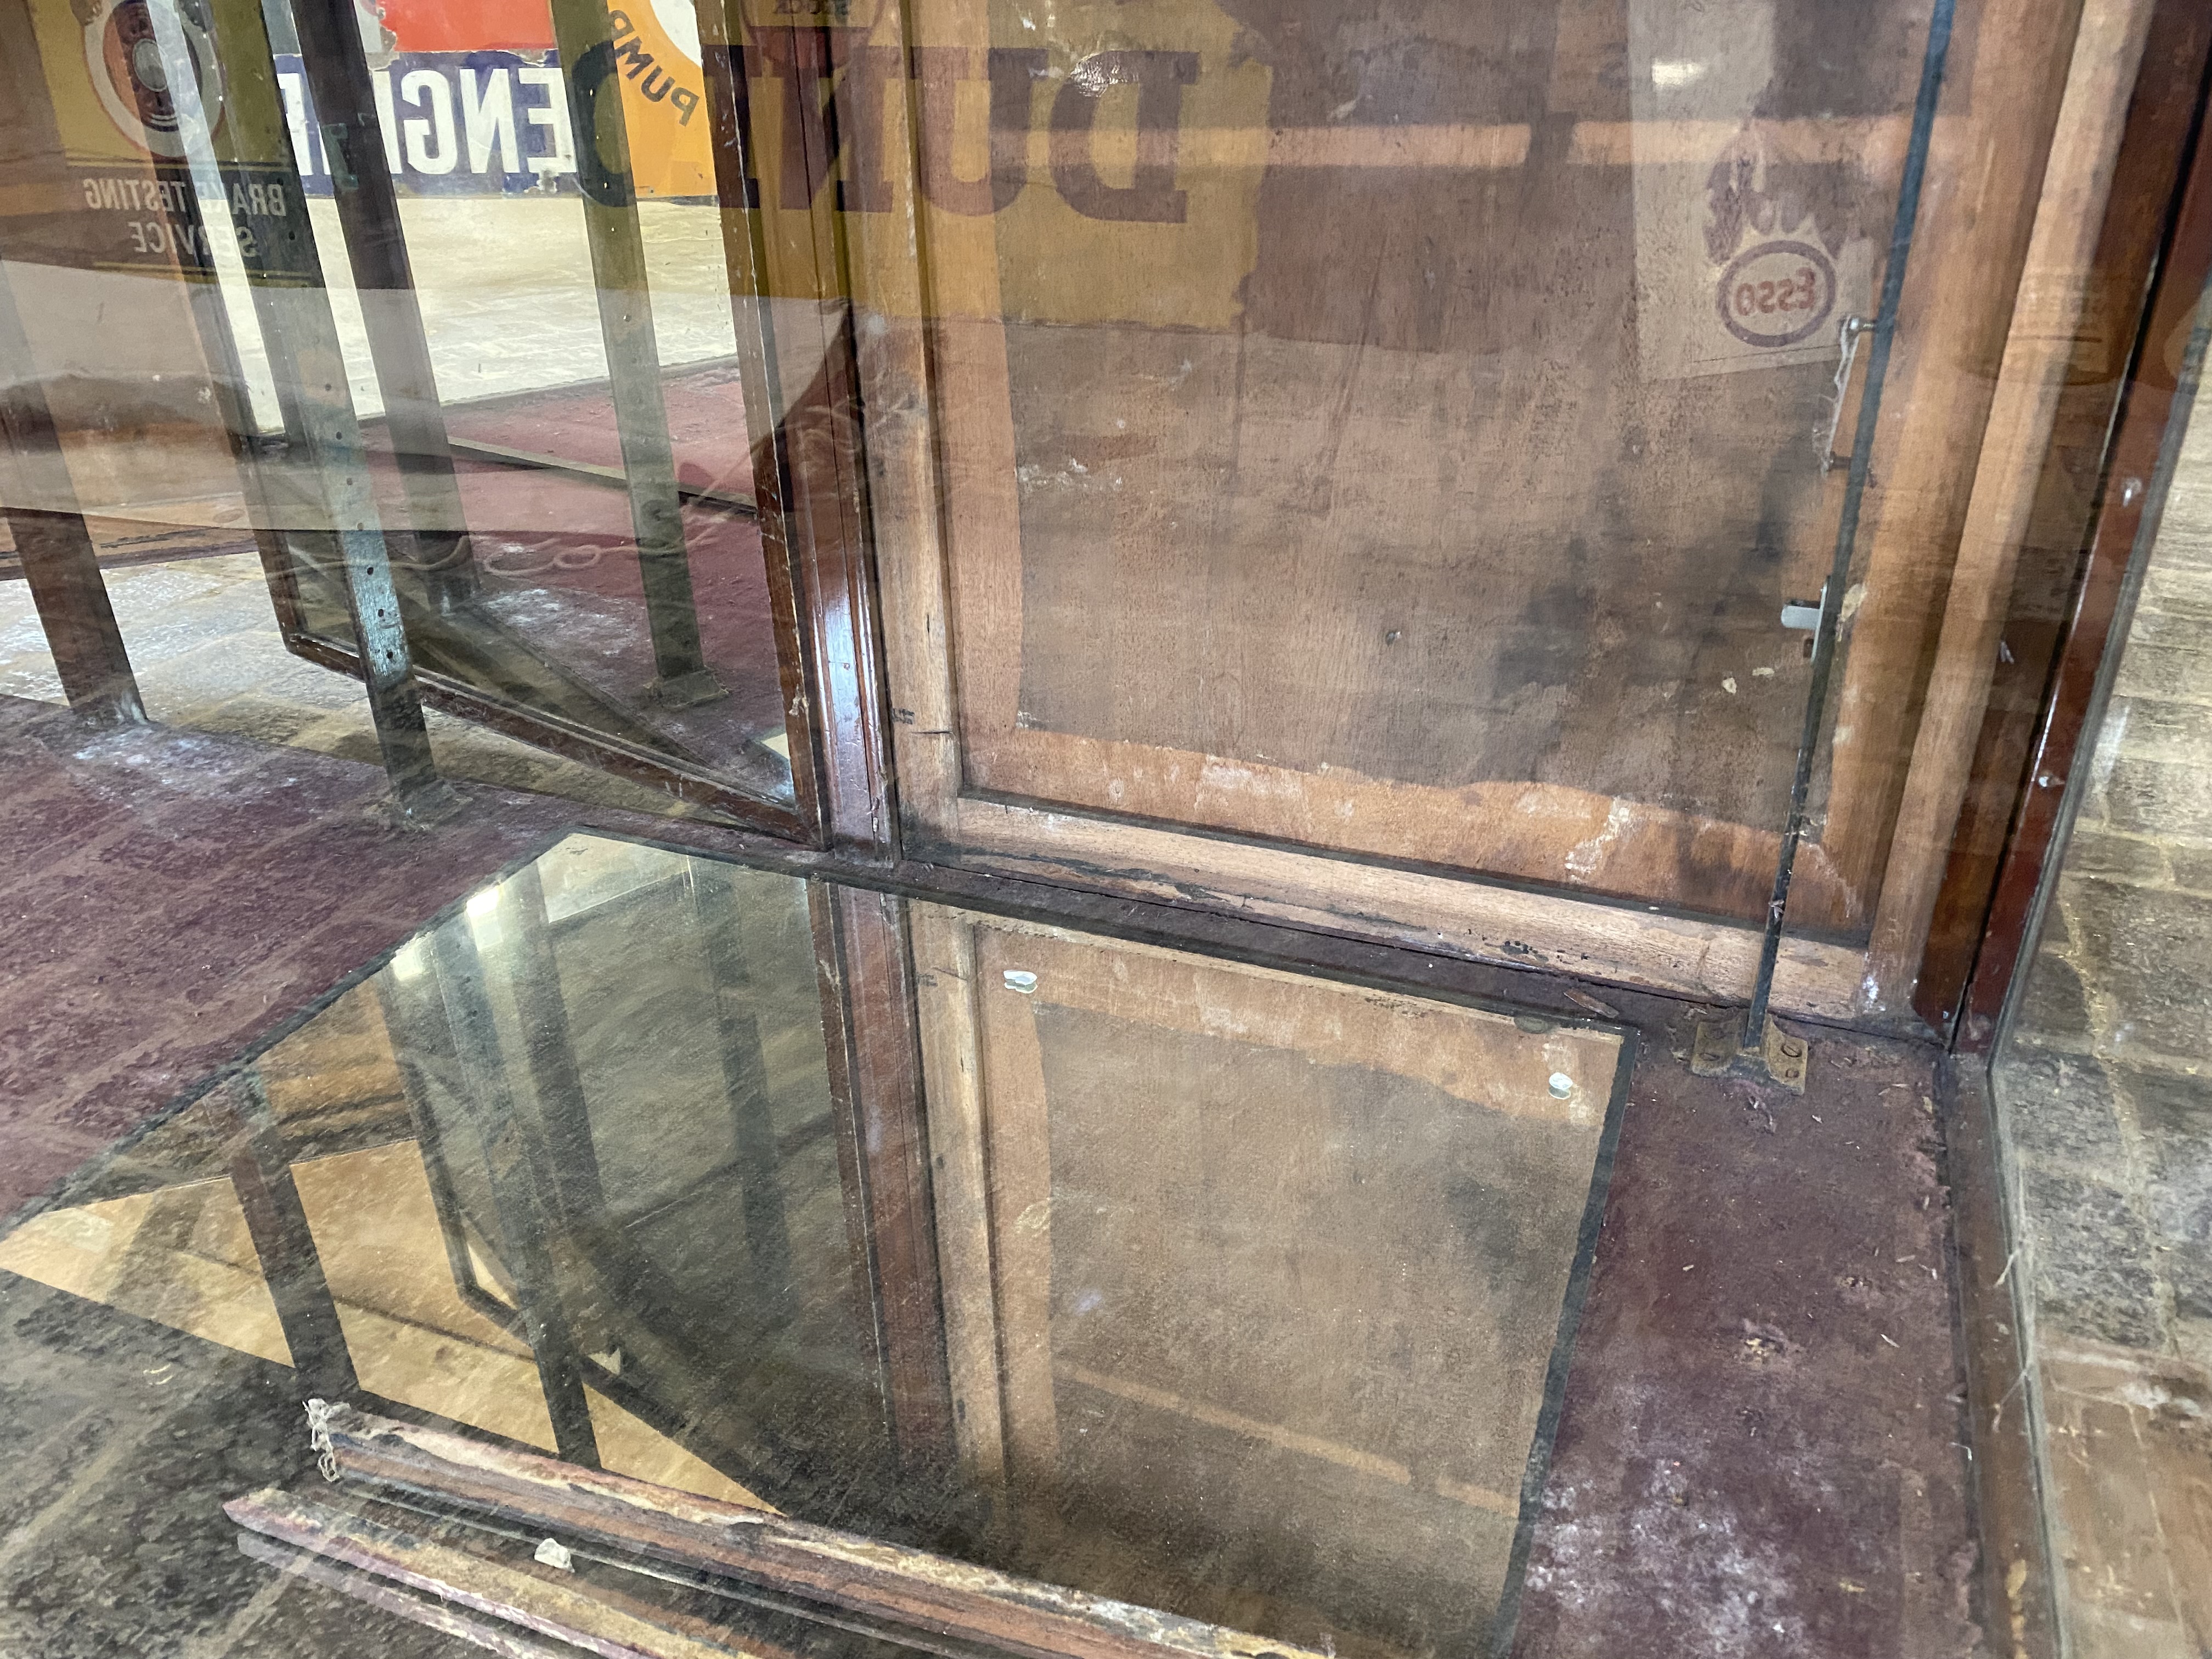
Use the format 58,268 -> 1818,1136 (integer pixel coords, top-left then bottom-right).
282,1407 -> 1332,1659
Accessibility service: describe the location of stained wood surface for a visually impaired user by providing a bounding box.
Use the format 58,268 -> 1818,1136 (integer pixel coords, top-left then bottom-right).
848,0 -> 2098,996
915,0 -> 1936,926
939,793 -> 1874,1016
1818,0 -> 2089,915
963,931 -> 1059,1494
314,1407 -> 1338,1659
815,884 -> 958,1465
907,906 -> 1009,1486
230,1487 -> 739,1659
1950,9 -> 2212,1044
957,913 -> 1618,1121
234,1531 -> 581,1659
1863,0 -> 2157,1007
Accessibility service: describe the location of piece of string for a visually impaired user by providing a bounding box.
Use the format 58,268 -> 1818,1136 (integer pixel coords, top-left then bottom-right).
305,1397 -> 342,1484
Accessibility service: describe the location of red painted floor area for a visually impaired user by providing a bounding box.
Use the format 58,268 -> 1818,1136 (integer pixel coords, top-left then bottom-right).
358,364 -> 789,760
442,361 -> 758,505
1517,1010 -> 1976,1657
0,695 -> 580,1219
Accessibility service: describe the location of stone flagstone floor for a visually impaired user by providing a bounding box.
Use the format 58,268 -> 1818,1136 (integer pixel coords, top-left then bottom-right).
1995,377 -> 2212,1659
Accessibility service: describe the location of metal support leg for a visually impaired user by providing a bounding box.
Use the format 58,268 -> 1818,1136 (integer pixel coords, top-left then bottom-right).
1696,0 -> 1958,1092
160,0 -> 456,821
374,950 -> 528,1336
1,505 -> 146,727
209,1069 -> 362,1399
106,50 -> 345,678
284,0 -> 478,612
426,910 -> 602,1469
0,245 -> 145,721
692,864 -> 793,1301
507,864 -> 606,1229
0,269 -> 144,727
547,0 -> 724,708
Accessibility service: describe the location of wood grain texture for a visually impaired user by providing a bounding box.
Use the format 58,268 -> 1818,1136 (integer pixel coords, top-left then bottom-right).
229,1487 -> 737,1659
1863,0 -> 2158,1011
815,883 -> 958,1466
694,0 -> 830,841
1910,0 -> 2212,1037
1820,0 -> 2089,915
940,794 -> 1871,1018
695,0 -> 899,851
833,0 -> 2139,1030
965,927 -> 1059,1493
316,1407 -> 1338,1659
234,1531 -> 581,1659
907,902 -> 1009,1485
843,0 -> 966,839
941,917 -> 1620,1647
1956,53 -> 2212,1047
852,0 -> 2084,1005
957,913 -> 1620,1122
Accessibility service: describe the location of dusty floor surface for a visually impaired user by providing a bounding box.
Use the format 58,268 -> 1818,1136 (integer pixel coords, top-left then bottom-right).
1516,1012 -> 1977,1658
0,695 -> 1981,1657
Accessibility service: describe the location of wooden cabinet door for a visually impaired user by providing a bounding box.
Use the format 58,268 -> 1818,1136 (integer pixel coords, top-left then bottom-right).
803,0 -> 2137,1017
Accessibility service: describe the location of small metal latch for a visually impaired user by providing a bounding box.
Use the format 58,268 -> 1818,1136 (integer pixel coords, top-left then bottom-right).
1780,589 -> 1824,631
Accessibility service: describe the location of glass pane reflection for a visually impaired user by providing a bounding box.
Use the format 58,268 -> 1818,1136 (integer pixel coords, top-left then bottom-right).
0,832 -> 1628,1658
2,0 -> 796,821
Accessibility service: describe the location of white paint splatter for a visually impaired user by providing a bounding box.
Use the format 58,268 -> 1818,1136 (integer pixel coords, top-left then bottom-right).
1566,800 -> 1633,879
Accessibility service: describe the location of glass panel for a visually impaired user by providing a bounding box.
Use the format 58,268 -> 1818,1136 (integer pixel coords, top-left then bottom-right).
1991,368 -> 2212,1654
2,0 -> 795,820
0,832 -> 1628,1657
904,0 -> 1945,928
910,902 -> 1623,1652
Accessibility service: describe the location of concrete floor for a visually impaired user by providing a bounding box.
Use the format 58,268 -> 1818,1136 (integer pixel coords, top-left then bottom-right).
193,196 -> 742,432
1995,380 -> 2212,1658
0,549 -> 694,817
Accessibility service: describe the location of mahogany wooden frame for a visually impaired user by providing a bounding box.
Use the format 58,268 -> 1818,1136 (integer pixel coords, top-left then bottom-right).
829,0 -> 2197,1025
151,0 -> 2208,1024
243,0 -> 2212,1030
811,879 -> 960,1469
905,902 -> 1626,1505
1919,4 -> 2212,1046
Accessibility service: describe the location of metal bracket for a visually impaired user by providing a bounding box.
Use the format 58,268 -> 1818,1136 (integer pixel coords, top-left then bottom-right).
1780,589 -> 1824,631
1690,1013 -> 1810,1094
649,668 -> 733,710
